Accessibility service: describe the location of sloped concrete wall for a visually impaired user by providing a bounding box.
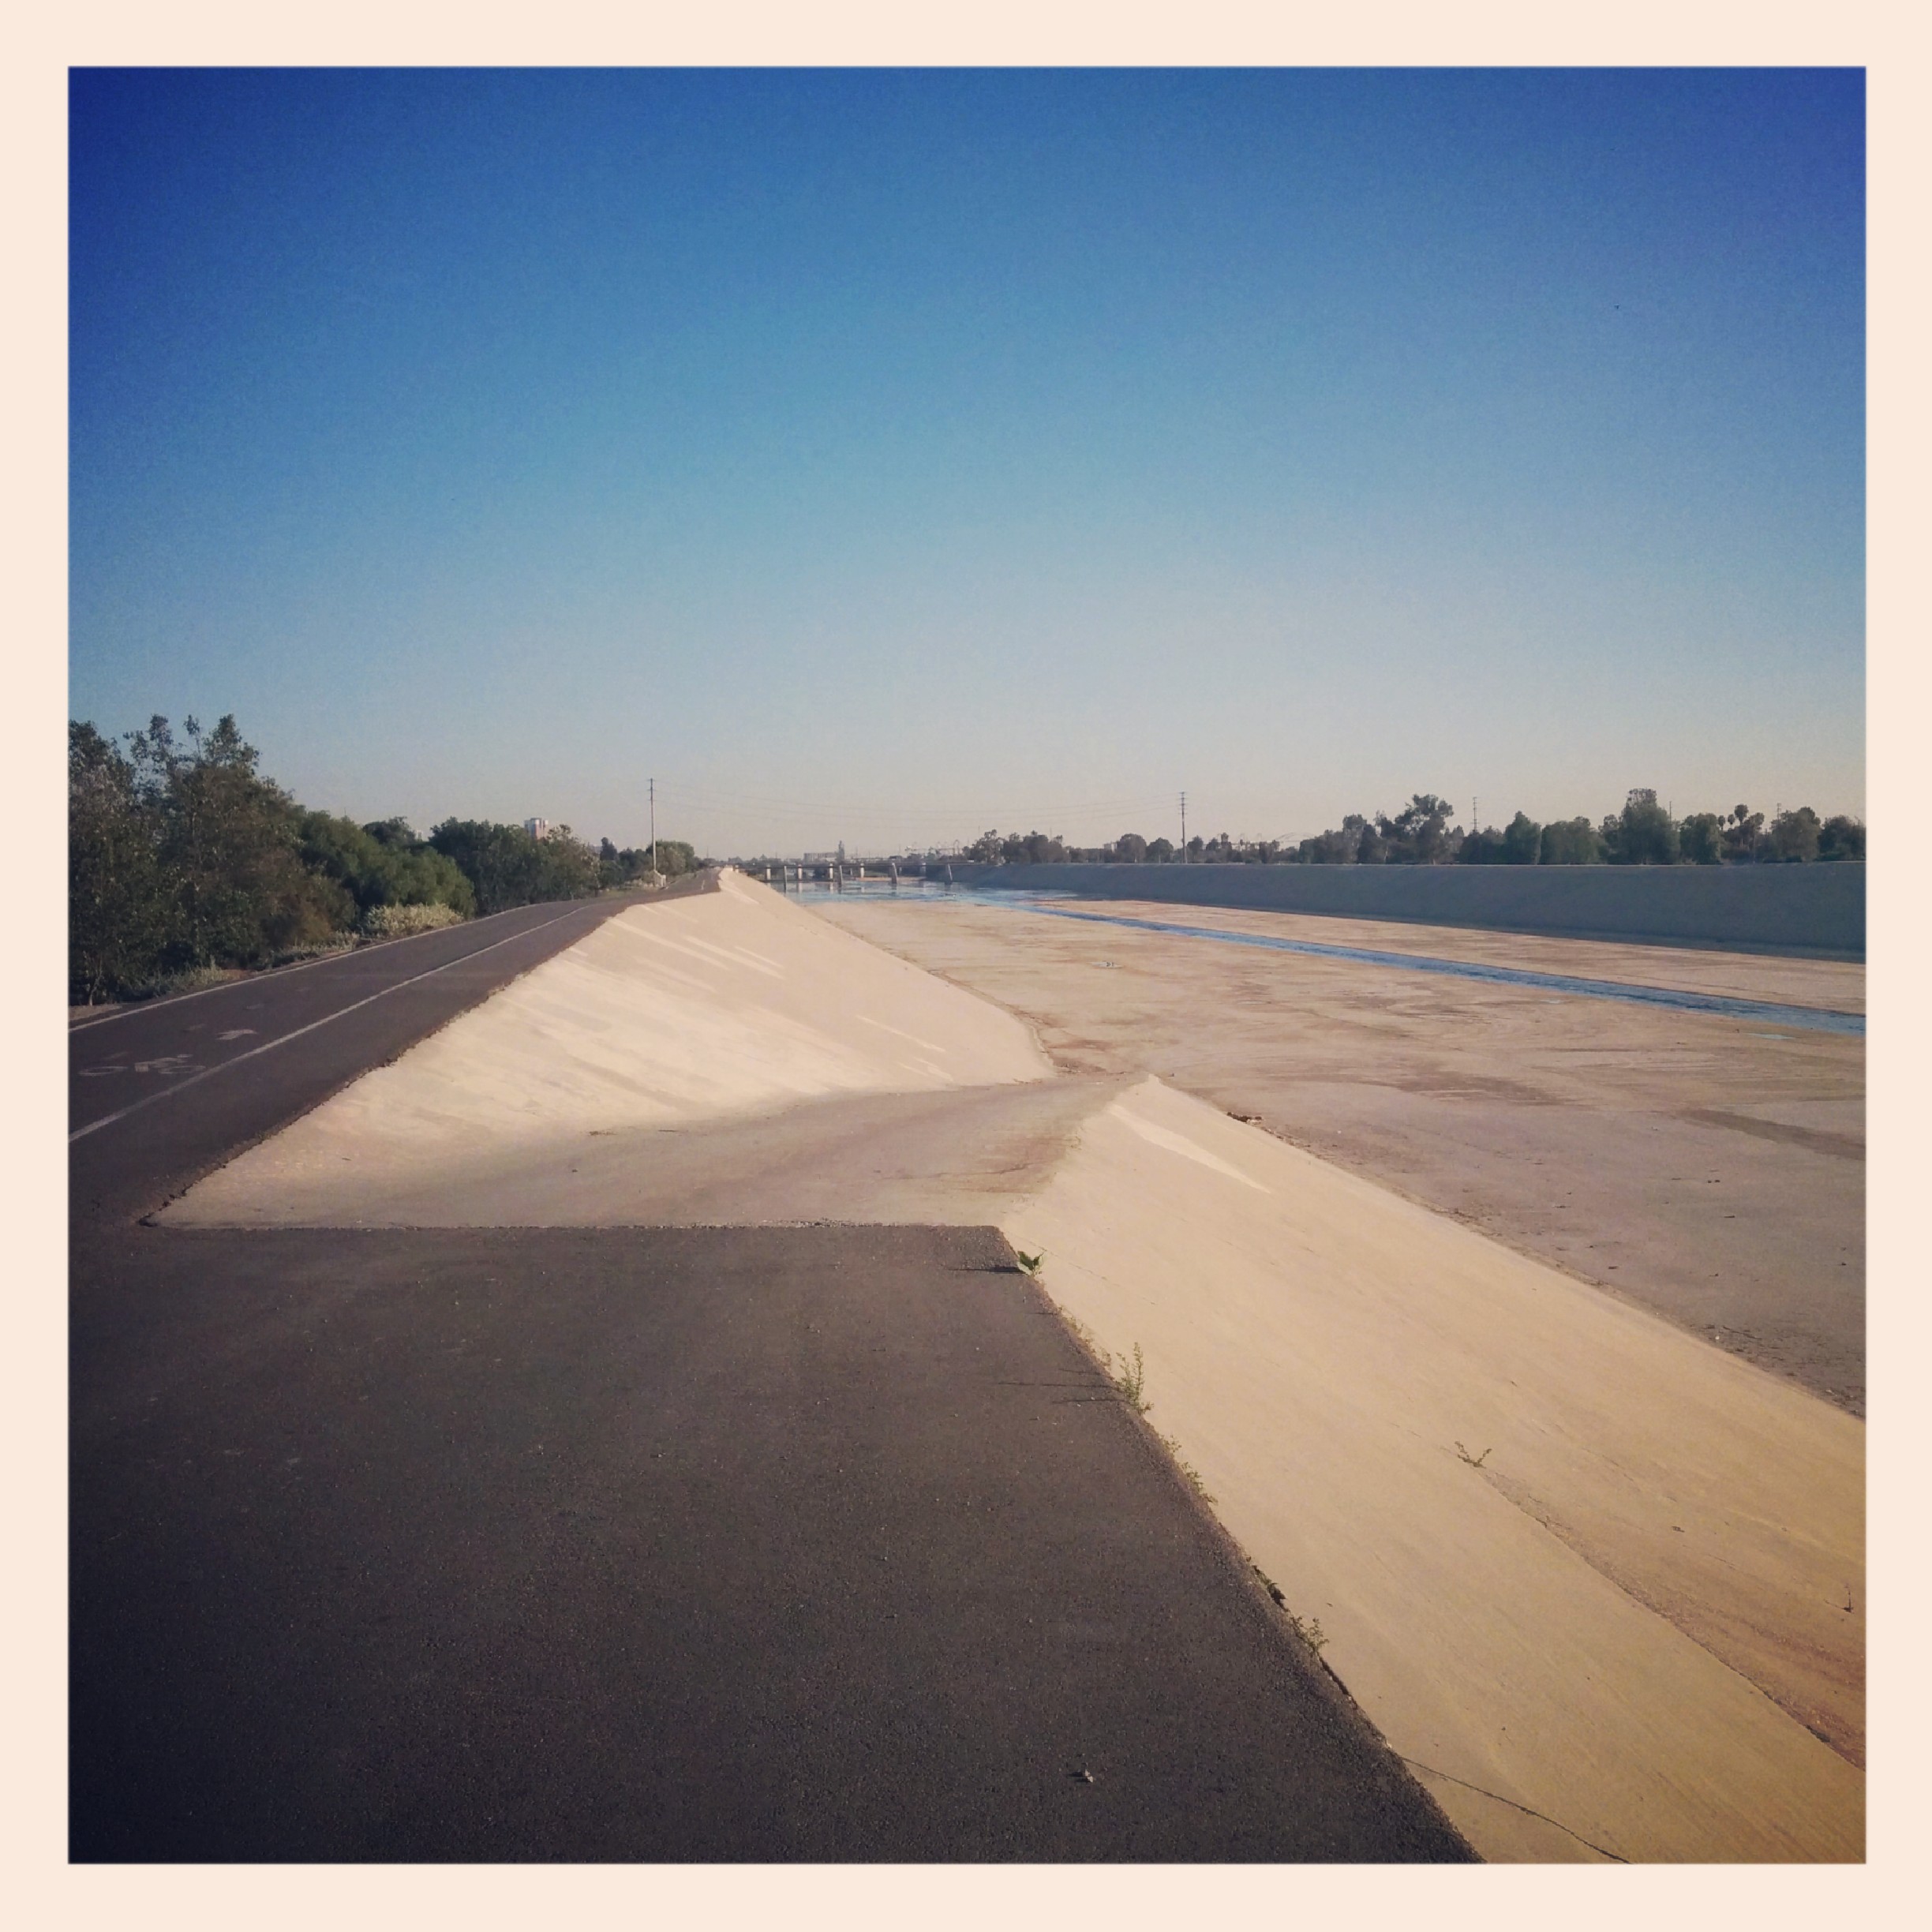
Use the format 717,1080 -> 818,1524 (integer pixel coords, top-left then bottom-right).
944,862 -> 1865,958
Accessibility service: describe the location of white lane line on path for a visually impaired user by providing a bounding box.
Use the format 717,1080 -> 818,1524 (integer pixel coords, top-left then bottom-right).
66,900 -> 558,1034
69,906 -> 590,1144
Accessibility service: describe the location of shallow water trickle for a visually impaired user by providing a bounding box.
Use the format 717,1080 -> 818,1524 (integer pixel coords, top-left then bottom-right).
784,879 -> 1864,1037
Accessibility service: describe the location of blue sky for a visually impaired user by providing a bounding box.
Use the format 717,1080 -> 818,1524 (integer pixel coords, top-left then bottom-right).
69,68 -> 1864,855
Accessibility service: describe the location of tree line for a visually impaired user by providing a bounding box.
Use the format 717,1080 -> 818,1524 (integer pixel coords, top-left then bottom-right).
953,791 -> 1864,871
70,713 -> 695,1004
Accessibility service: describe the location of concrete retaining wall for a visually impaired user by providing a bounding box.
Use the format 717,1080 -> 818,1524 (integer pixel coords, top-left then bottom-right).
943,862 -> 1865,959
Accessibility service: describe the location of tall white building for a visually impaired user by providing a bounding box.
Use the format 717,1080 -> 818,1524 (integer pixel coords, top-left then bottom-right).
525,817 -> 551,841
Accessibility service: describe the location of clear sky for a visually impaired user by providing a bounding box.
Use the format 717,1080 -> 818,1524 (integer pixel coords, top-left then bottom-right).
69,67 -> 1864,856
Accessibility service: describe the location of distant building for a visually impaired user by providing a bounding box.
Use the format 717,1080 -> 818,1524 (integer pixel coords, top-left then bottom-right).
525,818 -> 551,841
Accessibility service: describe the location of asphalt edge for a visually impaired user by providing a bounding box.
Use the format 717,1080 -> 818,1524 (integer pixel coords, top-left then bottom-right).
981,1225 -> 1482,1863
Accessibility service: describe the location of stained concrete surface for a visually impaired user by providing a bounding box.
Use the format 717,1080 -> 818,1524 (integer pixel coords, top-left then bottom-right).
813,894 -> 1865,1412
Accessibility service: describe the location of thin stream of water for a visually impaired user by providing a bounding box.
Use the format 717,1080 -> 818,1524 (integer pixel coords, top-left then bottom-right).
777,878 -> 1863,1037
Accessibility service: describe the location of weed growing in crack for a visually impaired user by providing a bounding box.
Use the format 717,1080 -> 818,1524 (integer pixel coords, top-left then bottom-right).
1113,1342 -> 1150,1413
1060,1312 -> 1144,1407
1061,1312 -> 1106,1369
1286,1610 -> 1329,1654
1054,1308 -> 1149,1415
1455,1441 -> 1492,1470
1014,1249 -> 1043,1276
1161,1432 -> 1213,1501
1252,1563 -> 1327,1653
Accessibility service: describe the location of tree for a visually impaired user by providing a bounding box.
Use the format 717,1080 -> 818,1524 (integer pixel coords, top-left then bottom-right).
1604,789 -> 1679,865
127,713 -> 347,967
299,811 -> 474,919
1500,811 -> 1541,864
1145,837 -> 1175,862
69,721 -> 167,1002
1818,815 -> 1865,861
1540,817 -> 1605,865
1113,833 -> 1148,863
1721,805 -> 1765,863
1376,795 -> 1455,863
1458,824 -> 1508,864
1768,806 -> 1822,863
1295,822 -> 1357,864
1678,812 -> 1724,865
989,829 -> 1066,865
429,818 -> 605,910
430,819 -> 555,912
539,826 -> 605,898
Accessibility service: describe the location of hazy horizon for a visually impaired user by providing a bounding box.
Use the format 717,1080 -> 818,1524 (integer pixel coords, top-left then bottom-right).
70,68 -> 1864,857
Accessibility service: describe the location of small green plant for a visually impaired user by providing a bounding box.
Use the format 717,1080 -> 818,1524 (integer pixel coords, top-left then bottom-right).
1161,1432 -> 1213,1501
1286,1610 -> 1329,1655
1014,1249 -> 1043,1276
1455,1441 -> 1492,1470
1056,1311 -> 1149,1414
1251,1563 -> 1327,1651
1113,1342 -> 1150,1413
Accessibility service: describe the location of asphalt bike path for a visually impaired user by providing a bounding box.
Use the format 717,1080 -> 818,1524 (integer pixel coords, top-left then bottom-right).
70,886 -> 702,1226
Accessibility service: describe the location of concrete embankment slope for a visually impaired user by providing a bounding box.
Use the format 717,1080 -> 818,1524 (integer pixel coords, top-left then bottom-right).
165,871 -> 1863,1863
1002,1077 -> 1863,1863
168,867 -> 1054,1226
947,859 -> 1865,958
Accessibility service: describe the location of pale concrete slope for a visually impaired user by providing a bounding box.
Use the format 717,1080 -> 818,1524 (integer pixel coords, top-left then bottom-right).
173,1076 -> 1133,1230
164,871 -> 1052,1226
1001,1076 -> 1863,1864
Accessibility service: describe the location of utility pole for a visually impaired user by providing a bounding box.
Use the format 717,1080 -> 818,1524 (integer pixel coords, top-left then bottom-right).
1180,791 -> 1187,862
649,777 -> 656,878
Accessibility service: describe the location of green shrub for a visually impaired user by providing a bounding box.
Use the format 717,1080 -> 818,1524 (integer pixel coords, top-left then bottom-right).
125,962 -> 238,1001
361,901 -> 466,939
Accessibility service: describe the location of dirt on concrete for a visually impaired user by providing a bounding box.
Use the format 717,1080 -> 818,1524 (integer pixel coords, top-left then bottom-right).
1004,1076 -> 1863,1859
810,894 -> 1866,1413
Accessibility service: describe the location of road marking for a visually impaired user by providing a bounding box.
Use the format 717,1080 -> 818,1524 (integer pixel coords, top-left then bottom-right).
69,905 -> 590,1144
